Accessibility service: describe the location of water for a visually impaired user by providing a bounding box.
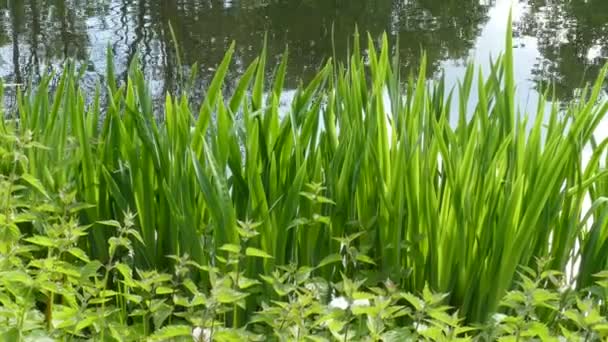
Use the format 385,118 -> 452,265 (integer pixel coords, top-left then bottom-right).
0,0 -> 607,108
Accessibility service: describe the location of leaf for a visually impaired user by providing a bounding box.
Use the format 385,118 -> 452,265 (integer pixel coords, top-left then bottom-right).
155,286 -> 174,295
287,218 -> 310,230
89,297 -> 112,305
182,278 -> 199,295
152,302 -> 173,328
382,327 -> 414,342
594,270 -> 608,278
214,287 -> 248,305
21,173 -> 50,199
115,263 -> 134,282
67,247 -> 90,262
80,260 -> 103,279
401,293 -> 424,311
67,202 -> 96,213
230,58 -> 259,114
24,236 -> 56,248
173,295 -> 189,307
148,325 -> 191,340
191,147 -> 238,245
355,254 -> 376,265
318,254 -> 342,268
312,214 -> 331,226
190,294 -> 207,307
99,290 -> 118,297
0,271 -> 33,286
245,247 -> 273,259
594,323 -> 608,335
238,276 -> 261,289
295,266 -> 313,284
122,293 -> 142,304
75,316 -> 97,332
127,228 -> 145,245
219,244 -> 241,254
97,220 -> 122,229
12,212 -> 37,223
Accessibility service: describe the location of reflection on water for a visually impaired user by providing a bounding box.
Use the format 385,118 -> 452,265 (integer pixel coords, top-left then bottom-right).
0,0 -> 606,105
516,0 -> 608,100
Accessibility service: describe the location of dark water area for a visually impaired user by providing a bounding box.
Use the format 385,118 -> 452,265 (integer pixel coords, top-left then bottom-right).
1,0 -> 607,109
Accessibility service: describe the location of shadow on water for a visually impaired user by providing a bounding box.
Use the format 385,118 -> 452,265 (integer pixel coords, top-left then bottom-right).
0,0 -> 606,106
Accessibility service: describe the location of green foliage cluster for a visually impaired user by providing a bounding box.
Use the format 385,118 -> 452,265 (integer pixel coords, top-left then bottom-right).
0,177 -> 607,340
1,17 -> 608,340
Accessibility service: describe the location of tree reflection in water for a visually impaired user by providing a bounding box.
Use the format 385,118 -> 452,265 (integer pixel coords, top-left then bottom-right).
0,0 -> 605,106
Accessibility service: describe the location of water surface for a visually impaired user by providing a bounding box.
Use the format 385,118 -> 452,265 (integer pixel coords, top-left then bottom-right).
1,0 -> 607,107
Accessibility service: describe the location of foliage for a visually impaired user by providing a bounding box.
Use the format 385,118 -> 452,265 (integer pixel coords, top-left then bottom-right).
1,16 -> 608,340
0,173 -> 607,340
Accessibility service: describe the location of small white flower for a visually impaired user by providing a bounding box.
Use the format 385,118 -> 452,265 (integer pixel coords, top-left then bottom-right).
329,296 -> 349,310
305,282 -> 318,293
305,282 -> 323,300
192,327 -> 211,342
351,298 -> 371,308
492,313 -> 507,323
415,323 -> 428,333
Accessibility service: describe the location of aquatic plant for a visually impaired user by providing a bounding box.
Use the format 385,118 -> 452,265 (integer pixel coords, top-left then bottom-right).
1,14 -> 607,337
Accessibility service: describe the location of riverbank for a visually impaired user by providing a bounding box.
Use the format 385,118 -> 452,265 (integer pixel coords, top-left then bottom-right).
1,25 -> 608,340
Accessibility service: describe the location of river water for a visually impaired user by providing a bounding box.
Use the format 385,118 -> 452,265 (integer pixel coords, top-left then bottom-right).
1,0 -> 607,111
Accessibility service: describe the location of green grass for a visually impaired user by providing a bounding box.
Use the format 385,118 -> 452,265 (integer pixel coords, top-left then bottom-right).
1,16 -> 608,330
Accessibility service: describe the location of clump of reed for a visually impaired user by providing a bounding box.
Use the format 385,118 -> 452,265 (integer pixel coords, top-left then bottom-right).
2,16 -> 607,324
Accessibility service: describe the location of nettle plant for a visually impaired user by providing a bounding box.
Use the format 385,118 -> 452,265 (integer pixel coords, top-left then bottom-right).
0,136 -> 607,341
483,259 -> 608,341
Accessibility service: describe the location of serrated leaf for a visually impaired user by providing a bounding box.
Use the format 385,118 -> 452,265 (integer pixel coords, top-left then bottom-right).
99,290 -> 118,297
287,218 -> 310,229
182,278 -> 199,295
148,325 -> 191,340
80,260 -> 102,279
122,293 -> 142,304
21,173 -> 49,199
594,323 -> 608,335
75,316 -> 97,332
173,295 -> 189,307
152,303 -> 173,328
355,254 -> 376,265
127,229 -> 145,245
156,286 -> 174,295
214,287 -> 248,304
401,293 -> 424,311
295,266 -> 313,284
318,254 -> 342,268
54,263 -> 81,278
0,271 -> 33,286
97,220 -> 122,228
89,297 -> 112,305
67,248 -> 90,262
67,202 -> 96,213
24,235 -> 56,248
191,294 -> 207,307
245,247 -> 273,259
238,276 -> 261,289
129,309 -> 148,317
219,243 -> 241,254
114,262 -> 132,277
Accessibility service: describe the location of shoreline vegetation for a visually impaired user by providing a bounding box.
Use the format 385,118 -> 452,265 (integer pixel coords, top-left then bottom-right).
1,17 -> 608,340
